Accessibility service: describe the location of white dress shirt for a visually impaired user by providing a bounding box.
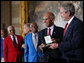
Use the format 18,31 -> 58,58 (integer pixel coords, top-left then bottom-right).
10,35 -> 18,44
47,25 -> 54,36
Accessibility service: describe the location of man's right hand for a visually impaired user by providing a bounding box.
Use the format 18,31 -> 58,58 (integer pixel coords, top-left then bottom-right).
39,43 -> 45,52
22,44 -> 25,49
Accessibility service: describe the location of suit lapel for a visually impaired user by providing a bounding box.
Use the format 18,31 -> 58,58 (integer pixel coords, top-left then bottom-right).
52,25 -> 55,37
8,35 -> 16,48
45,28 -> 47,36
16,35 -> 20,47
64,17 -> 75,37
52,25 -> 58,38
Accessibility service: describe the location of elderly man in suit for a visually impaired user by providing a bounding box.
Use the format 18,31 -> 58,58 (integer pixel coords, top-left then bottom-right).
3,26 -> 24,62
24,22 -> 42,62
49,3 -> 83,62
38,11 -> 64,62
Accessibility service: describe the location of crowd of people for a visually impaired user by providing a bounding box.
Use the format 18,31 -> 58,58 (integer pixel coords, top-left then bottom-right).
1,3 -> 83,62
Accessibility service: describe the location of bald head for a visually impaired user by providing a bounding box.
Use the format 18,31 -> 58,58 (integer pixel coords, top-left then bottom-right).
7,26 -> 15,35
44,12 -> 55,20
43,11 -> 55,27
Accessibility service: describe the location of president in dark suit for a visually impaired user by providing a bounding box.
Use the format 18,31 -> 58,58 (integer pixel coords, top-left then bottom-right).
49,3 -> 83,62
38,12 -> 64,62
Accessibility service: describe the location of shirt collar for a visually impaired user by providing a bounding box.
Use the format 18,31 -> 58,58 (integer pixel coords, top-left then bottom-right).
48,25 -> 54,30
32,33 -> 37,36
10,35 -> 15,38
67,16 -> 74,25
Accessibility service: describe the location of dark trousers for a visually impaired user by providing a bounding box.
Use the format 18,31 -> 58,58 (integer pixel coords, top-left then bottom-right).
39,54 -> 67,62
16,54 -> 20,62
39,48 -> 62,62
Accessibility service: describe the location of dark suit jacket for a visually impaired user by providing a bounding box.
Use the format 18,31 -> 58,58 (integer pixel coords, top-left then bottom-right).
3,35 -> 24,62
38,25 -> 64,62
58,17 -> 83,62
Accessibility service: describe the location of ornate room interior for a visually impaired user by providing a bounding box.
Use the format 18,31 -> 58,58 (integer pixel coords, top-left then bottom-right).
1,1 -> 83,38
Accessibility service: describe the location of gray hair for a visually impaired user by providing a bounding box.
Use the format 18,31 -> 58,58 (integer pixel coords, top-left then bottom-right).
61,3 -> 75,16
7,25 -> 15,31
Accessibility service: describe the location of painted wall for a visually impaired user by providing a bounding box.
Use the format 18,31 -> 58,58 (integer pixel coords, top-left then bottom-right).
29,1 -> 83,31
11,1 -> 20,35
1,1 -> 83,34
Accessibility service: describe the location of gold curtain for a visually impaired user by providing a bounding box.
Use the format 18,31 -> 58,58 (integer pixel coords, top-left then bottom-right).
20,1 -> 28,38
